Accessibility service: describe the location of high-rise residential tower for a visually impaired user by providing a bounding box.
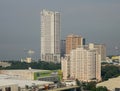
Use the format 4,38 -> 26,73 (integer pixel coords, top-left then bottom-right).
61,44 -> 101,82
85,43 -> 106,61
40,9 -> 60,63
66,34 -> 85,54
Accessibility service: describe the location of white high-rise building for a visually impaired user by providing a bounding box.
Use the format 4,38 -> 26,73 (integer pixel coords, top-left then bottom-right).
61,44 -> 101,82
40,9 -> 60,63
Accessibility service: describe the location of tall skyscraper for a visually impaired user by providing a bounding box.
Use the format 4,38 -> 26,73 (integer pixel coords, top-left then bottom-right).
61,44 -> 101,82
66,34 -> 85,54
40,9 -> 60,63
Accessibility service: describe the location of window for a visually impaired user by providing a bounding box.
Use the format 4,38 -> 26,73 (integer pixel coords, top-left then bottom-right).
5,87 -> 11,91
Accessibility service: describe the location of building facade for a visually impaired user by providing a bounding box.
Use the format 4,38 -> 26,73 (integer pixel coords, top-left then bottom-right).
94,44 -> 106,61
60,40 -> 66,57
0,83 -> 18,91
61,55 -> 70,80
85,43 -> 106,61
61,44 -> 101,82
40,9 -> 60,63
65,34 -> 85,54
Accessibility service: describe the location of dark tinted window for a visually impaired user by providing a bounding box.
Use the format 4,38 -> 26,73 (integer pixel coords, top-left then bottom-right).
5,87 -> 11,91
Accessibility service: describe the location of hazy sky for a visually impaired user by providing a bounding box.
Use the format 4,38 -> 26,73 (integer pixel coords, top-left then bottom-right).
0,0 -> 120,60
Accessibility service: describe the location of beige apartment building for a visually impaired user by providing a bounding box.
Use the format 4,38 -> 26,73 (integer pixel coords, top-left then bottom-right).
95,44 -> 106,61
85,43 -> 106,61
61,44 -> 101,82
61,55 -> 70,80
66,34 -> 85,54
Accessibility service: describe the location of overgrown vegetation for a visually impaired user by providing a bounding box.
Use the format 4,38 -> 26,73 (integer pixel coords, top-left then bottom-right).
101,64 -> 120,81
76,80 -> 108,91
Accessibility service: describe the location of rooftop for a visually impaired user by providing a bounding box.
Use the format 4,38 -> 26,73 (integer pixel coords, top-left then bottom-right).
0,69 -> 51,73
0,79 -> 53,88
0,74 -> 53,87
97,76 -> 120,90
67,34 -> 82,38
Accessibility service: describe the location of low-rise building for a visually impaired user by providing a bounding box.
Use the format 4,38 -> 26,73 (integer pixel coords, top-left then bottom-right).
0,69 -> 62,82
62,80 -> 76,86
97,76 -> 120,91
0,81 -> 18,91
0,74 -> 54,91
0,61 -> 11,67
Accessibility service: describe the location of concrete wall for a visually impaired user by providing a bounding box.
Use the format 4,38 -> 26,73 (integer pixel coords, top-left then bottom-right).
0,70 -> 34,80
0,84 -> 18,91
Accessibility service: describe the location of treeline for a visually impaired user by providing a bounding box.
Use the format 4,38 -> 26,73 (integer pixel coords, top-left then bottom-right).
76,80 -> 108,91
101,64 -> 120,81
0,61 -> 61,70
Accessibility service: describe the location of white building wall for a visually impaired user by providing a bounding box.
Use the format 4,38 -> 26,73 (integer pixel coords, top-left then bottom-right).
61,57 -> 68,80
96,53 -> 101,81
84,43 -> 106,61
61,54 -> 71,80
54,12 -> 60,54
70,50 -> 76,79
50,14 -> 54,53
40,9 -> 60,62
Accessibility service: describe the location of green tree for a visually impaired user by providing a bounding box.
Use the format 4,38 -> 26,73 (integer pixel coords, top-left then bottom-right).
75,79 -> 81,91
4,61 -> 61,70
95,86 -> 107,91
82,81 -> 96,91
101,65 -> 120,81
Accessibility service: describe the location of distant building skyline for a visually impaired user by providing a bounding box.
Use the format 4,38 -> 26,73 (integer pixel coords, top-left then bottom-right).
0,1 -> 120,60
40,9 -> 60,63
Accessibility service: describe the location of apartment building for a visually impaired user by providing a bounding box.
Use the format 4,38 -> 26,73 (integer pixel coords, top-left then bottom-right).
61,44 -> 101,82
66,34 -> 85,54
